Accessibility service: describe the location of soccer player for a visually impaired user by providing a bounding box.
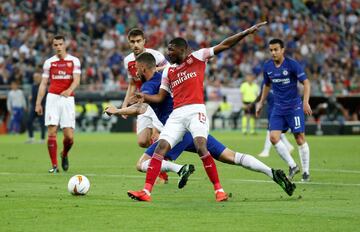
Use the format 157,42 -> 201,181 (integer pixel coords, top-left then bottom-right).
35,35 -> 81,173
257,81 -> 294,157
122,28 -> 168,148
256,38 -> 312,182
240,73 -> 259,134
127,21 -> 267,202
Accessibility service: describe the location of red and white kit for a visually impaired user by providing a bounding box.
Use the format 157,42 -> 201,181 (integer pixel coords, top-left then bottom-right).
124,48 -> 168,133
123,48 -> 168,90
42,54 -> 81,128
159,47 -> 214,147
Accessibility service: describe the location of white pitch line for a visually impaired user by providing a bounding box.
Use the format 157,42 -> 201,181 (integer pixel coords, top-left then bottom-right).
0,172 -> 359,187
312,168 -> 360,174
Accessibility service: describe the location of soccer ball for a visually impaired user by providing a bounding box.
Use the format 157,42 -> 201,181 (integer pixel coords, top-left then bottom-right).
67,175 -> 90,195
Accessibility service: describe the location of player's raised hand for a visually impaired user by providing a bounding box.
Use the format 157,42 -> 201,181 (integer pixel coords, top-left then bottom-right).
247,21 -> 267,34
303,102 -> 312,116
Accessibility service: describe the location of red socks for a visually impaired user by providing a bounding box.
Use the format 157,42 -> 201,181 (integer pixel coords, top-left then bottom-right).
47,135 -> 57,167
144,153 -> 163,192
201,153 -> 222,191
62,138 -> 74,157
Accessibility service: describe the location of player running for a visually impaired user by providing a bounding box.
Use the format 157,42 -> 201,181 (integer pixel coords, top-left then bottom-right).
256,38 -> 312,182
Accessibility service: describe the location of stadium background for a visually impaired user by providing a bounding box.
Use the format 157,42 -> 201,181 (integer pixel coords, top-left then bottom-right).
1,1 -> 360,232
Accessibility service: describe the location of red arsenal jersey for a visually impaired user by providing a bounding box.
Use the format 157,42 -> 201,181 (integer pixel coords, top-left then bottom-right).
123,48 -> 168,90
42,54 -> 81,96
160,47 -> 214,109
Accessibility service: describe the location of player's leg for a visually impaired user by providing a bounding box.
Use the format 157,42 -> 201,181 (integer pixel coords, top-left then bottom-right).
288,109 -> 310,181
189,105 -> 227,202
47,125 -> 58,173
45,93 -> 61,173
39,114 -> 46,143
128,112 -> 184,201
270,114 -> 299,179
248,103 -> 256,134
61,127 -> 74,171
59,96 -> 76,171
258,130 -> 272,157
217,147 -> 296,196
280,133 -> 294,153
26,107 -> 36,143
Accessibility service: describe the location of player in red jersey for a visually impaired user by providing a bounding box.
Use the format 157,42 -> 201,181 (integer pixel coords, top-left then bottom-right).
35,35 -> 81,173
127,22 -> 267,202
122,28 -> 170,183
122,28 -> 168,148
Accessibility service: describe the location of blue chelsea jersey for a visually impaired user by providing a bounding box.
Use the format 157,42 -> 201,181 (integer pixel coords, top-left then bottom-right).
263,57 -> 307,115
140,72 -> 173,124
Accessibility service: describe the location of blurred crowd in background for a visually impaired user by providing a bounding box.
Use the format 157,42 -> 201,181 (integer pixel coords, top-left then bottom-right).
0,0 -> 359,95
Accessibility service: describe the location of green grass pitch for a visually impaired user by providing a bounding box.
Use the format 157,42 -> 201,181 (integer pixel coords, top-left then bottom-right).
1,131 -> 359,232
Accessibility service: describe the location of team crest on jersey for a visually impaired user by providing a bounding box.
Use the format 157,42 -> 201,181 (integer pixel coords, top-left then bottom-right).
186,57 -> 193,65
283,70 -> 288,76
67,62 -> 72,67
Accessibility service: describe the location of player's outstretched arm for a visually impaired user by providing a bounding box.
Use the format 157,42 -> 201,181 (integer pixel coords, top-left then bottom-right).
132,88 -> 168,104
121,79 -> 137,119
104,103 -> 148,117
213,21 -> 267,55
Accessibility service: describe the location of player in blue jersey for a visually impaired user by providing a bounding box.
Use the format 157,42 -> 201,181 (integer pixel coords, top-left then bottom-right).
257,82 -> 294,158
136,132 -> 296,197
256,38 -> 312,182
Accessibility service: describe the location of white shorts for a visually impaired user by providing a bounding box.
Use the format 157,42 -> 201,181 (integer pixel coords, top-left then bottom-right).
45,93 -> 76,129
159,104 -> 209,148
136,105 -> 164,134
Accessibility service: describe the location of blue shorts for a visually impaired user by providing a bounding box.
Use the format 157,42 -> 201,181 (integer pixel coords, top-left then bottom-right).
269,107 -> 305,133
145,132 -> 226,161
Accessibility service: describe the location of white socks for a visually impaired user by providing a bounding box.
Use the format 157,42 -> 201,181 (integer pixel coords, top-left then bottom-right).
261,130 -> 272,154
298,142 -> 310,174
140,159 -> 182,173
274,141 -> 297,168
234,152 -> 273,178
280,133 -> 294,152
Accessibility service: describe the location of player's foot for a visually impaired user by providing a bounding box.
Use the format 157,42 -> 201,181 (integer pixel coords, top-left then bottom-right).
288,165 -> 300,180
156,172 -> 169,184
177,164 -> 195,189
127,190 -> 151,202
25,138 -> 35,144
48,165 -> 59,173
37,139 -> 45,144
215,191 -> 228,202
258,151 -> 270,157
301,172 -> 310,182
61,153 -> 69,171
272,169 -> 296,196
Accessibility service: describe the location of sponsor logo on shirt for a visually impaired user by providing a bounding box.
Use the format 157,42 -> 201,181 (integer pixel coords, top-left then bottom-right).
171,71 -> 197,88
272,78 -> 290,84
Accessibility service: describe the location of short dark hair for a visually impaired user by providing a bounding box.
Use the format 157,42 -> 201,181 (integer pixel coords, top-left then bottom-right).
169,37 -> 188,49
269,38 -> 284,48
128,28 -> 144,39
52,35 -> 65,42
136,52 -> 156,68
